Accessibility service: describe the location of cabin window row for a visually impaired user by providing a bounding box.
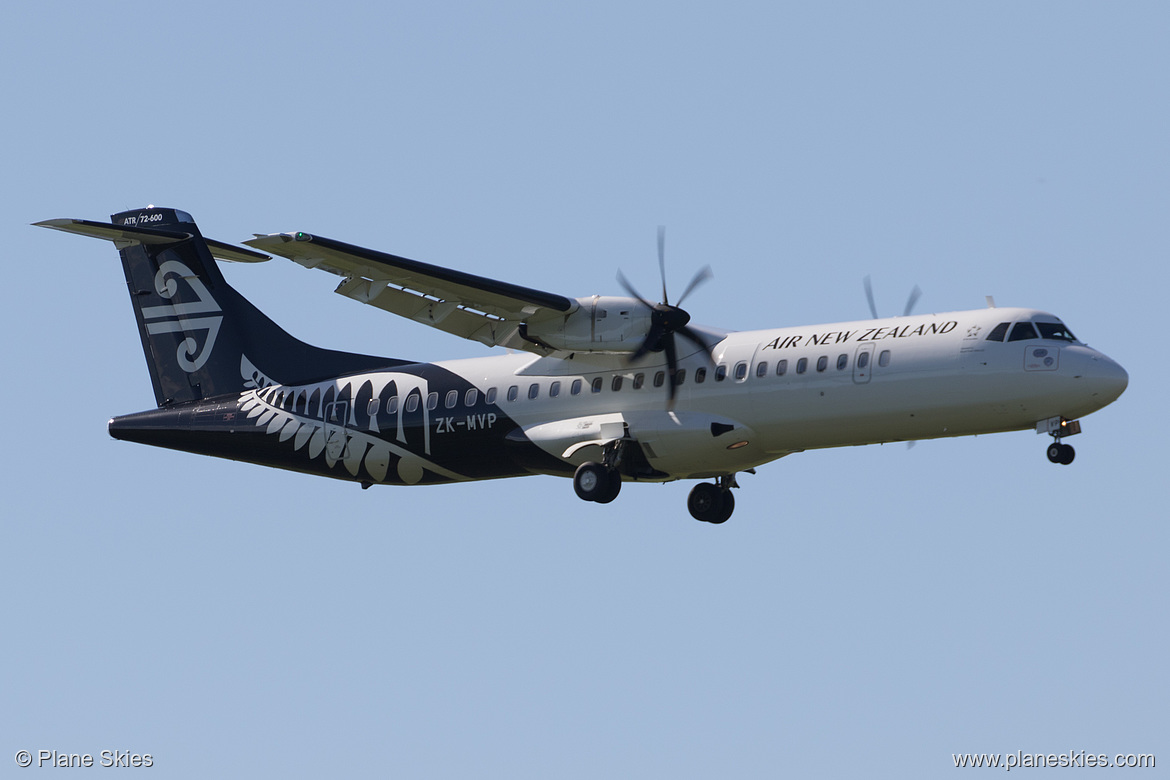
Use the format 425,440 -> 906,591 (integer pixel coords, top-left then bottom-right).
746,349 -> 892,379
332,348 -> 902,420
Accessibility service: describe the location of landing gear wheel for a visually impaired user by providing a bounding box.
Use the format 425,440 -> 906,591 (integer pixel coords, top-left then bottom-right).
574,462 -> 621,502
595,469 -> 622,504
1046,442 -> 1076,465
708,490 -> 734,524
688,482 -> 735,523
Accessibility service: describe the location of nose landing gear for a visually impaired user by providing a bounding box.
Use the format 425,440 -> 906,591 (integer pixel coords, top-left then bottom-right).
1046,441 -> 1076,465
1038,416 -> 1080,465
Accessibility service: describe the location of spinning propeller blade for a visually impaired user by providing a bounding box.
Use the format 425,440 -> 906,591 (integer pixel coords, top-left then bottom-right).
864,276 -> 922,319
902,285 -> 923,317
619,227 -> 716,408
863,275 -> 880,320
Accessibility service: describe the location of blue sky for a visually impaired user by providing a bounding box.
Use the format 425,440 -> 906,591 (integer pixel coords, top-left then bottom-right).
1,2 -> 1165,777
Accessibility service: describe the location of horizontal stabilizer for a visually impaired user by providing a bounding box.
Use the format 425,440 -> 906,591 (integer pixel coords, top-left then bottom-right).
34,218 -> 190,245
35,218 -> 270,263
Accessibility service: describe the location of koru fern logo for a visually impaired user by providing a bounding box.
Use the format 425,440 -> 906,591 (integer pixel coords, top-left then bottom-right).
140,260 -> 223,372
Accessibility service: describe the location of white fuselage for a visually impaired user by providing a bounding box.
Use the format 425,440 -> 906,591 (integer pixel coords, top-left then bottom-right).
434,306 -> 1128,480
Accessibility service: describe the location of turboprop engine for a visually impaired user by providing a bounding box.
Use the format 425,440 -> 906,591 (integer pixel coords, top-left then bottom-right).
522,296 -> 654,352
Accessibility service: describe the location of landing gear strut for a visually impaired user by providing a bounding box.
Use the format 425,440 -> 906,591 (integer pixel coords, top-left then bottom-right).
688,475 -> 737,524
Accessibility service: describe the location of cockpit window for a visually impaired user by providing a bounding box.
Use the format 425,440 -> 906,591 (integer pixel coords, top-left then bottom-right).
986,322 -> 1010,342
1035,321 -> 1077,342
1008,322 -> 1039,342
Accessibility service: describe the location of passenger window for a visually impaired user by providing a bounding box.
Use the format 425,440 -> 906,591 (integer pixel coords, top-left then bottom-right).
570,379 -> 582,395
734,362 -> 748,380
386,396 -> 399,414
465,388 -> 478,406
550,381 -> 561,398
796,357 -> 808,374
836,354 -> 848,371
695,367 -> 707,384
715,364 -> 728,381
776,359 -> 788,376
756,361 -> 768,378
857,352 -> 869,369
986,322 -> 1010,342
485,388 -> 497,405
528,383 -> 540,400
633,373 -> 645,390
507,386 -> 518,402
427,392 -> 438,410
878,350 -> 891,367
445,390 -> 458,409
653,371 -> 665,388
816,356 -> 828,372
674,369 -> 686,385
611,375 -> 623,392
591,377 -> 603,393
1008,322 -> 1039,342
405,394 -> 419,413
367,399 -> 380,417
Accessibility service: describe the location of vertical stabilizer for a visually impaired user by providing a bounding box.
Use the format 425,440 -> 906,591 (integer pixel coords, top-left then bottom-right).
38,206 -> 406,406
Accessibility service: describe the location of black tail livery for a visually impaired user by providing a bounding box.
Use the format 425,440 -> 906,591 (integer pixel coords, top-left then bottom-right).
38,207 -> 405,407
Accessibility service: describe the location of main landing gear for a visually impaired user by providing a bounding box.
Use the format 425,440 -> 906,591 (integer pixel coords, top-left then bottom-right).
573,461 -> 622,503
572,441 -> 740,523
687,475 -> 737,524
573,439 -> 625,504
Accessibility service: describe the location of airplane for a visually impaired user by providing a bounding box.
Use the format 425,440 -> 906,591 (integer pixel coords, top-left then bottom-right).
36,206 -> 1128,524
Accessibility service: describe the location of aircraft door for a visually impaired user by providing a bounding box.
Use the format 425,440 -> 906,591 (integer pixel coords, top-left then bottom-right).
853,343 -> 875,384
323,400 -> 349,460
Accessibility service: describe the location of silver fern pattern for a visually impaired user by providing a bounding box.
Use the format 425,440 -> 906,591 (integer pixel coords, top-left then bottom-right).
237,356 -> 467,484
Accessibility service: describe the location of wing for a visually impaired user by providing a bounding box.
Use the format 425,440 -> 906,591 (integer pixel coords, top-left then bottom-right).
244,231 -> 577,353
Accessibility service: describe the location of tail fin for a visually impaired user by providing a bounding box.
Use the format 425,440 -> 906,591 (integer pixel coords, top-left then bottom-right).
38,206 -> 406,407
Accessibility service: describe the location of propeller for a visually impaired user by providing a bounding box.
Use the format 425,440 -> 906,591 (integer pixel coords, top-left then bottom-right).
864,275 -> 922,318
618,226 -> 714,408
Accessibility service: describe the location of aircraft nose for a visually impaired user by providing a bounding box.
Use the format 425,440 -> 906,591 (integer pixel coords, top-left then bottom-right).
1081,351 -> 1128,404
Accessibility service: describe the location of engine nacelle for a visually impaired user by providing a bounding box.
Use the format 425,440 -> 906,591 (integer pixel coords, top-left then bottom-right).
523,296 -> 653,353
